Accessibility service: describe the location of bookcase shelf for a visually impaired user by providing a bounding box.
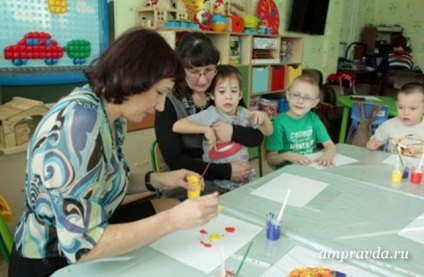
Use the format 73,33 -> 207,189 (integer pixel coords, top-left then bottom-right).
157,29 -> 304,108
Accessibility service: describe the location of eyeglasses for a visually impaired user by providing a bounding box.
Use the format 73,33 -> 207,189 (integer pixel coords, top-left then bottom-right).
185,67 -> 217,81
288,91 -> 318,104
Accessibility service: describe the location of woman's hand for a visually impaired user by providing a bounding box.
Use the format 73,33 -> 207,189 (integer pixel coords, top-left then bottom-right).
171,192 -> 220,229
151,170 -> 201,191
212,122 -> 233,143
229,161 -> 252,182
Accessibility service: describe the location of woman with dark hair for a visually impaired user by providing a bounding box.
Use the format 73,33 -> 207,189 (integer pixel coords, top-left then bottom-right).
9,28 -> 219,276
155,32 -> 264,199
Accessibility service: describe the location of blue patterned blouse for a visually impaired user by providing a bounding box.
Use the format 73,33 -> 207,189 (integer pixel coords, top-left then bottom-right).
14,85 -> 129,263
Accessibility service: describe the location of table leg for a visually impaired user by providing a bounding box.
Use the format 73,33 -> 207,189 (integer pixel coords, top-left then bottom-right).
338,106 -> 349,143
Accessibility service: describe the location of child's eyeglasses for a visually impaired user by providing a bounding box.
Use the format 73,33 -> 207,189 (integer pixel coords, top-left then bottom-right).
288,91 -> 318,104
185,67 -> 217,81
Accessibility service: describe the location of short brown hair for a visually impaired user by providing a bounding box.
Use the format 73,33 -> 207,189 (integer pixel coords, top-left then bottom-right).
288,74 -> 320,96
84,28 -> 184,104
209,65 -> 243,94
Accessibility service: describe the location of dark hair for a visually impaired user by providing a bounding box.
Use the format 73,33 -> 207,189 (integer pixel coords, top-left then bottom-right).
84,28 -> 184,104
210,65 -> 243,93
392,35 -> 407,49
399,82 -> 424,97
173,32 -> 220,99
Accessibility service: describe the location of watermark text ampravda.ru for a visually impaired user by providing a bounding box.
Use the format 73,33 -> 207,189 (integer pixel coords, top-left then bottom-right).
319,247 -> 409,262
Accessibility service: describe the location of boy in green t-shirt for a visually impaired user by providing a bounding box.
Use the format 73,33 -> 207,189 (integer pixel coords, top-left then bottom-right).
266,74 -> 336,169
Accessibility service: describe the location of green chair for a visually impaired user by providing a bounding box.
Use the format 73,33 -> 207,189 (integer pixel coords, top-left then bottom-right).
149,140 -> 163,199
0,195 -> 13,264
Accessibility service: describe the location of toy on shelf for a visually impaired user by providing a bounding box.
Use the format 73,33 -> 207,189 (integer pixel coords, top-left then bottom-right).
257,0 -> 280,35
136,0 -> 188,29
194,0 -> 212,30
211,0 -> 227,31
0,97 -> 49,155
243,15 -> 258,34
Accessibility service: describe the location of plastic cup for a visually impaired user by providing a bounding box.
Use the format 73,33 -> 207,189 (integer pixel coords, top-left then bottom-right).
266,213 -> 281,240
402,165 -> 410,179
391,168 -> 402,183
187,175 -> 201,198
410,166 -> 423,185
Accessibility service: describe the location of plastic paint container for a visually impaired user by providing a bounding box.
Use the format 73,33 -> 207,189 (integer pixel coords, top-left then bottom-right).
391,168 -> 403,183
266,213 -> 281,240
410,167 -> 423,185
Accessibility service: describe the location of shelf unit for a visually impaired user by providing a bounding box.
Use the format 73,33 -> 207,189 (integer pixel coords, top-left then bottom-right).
362,25 -> 403,56
157,29 -> 304,107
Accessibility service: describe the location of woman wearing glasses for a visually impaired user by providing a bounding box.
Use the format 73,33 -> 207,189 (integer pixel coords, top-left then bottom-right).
155,32 -> 264,199
266,74 -> 336,169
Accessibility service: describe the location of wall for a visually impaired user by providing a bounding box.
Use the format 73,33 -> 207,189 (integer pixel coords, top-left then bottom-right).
372,0 -> 424,70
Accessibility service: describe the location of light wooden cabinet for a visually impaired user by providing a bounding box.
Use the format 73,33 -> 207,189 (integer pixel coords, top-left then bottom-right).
157,29 -> 304,108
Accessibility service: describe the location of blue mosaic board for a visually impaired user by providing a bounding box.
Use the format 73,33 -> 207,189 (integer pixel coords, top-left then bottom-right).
0,0 -> 108,85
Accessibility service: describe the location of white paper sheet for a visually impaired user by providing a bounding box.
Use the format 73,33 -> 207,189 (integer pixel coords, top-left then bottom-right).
305,153 -> 359,169
150,213 -> 263,274
398,212 -> 424,244
250,173 -> 329,207
261,245 -> 378,277
383,154 -> 421,167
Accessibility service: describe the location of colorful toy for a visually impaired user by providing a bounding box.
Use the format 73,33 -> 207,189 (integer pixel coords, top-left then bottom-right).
136,0 -> 188,29
3,32 -> 64,66
194,0 -> 212,30
64,40 -> 91,65
213,0 -> 226,16
211,1 -> 227,32
48,0 -> 67,14
289,267 -> 346,277
257,0 -> 280,35
243,15 -> 258,34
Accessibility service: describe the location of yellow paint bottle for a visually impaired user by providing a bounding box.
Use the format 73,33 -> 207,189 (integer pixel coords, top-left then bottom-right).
392,168 -> 402,183
187,175 -> 201,199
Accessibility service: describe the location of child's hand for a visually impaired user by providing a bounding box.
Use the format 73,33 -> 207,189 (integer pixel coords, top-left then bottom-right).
247,110 -> 267,126
204,127 -> 216,150
289,153 -> 312,165
314,155 -> 334,167
366,137 -> 382,150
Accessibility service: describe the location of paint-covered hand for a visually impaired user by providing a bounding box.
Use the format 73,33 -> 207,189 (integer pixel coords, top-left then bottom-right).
172,192 -> 220,229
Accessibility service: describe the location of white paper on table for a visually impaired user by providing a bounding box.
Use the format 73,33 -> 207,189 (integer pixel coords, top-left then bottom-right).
251,173 -> 328,207
382,154 -> 420,167
150,213 -> 262,274
354,95 -> 381,101
305,153 -> 359,169
261,245 -> 378,277
398,212 -> 424,244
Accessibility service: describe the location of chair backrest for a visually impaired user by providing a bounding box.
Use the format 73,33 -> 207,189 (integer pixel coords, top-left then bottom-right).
149,140 -> 162,199
0,195 -> 13,264
347,102 -> 389,145
350,102 -> 389,132
150,140 -> 162,173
